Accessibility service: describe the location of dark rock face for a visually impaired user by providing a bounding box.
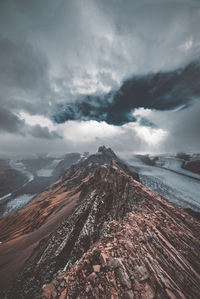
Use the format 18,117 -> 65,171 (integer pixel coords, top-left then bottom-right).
183,160 -> 200,175
184,208 -> 200,221
98,146 -> 117,159
83,145 -> 118,165
52,153 -> 81,179
0,159 -> 27,198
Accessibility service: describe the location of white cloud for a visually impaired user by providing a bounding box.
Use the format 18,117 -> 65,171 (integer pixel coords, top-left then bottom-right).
131,100 -> 200,153
134,125 -> 167,146
2,100 -> 198,155
181,38 -> 193,51
133,107 -> 153,118
18,112 -> 54,129
58,120 -> 122,142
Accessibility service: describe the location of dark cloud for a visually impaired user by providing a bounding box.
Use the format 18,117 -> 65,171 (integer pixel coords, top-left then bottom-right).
0,106 -> 24,133
28,125 -> 62,140
0,0 -> 62,37
53,61 -> 200,125
0,39 -> 49,91
0,38 -> 53,116
0,106 -> 61,141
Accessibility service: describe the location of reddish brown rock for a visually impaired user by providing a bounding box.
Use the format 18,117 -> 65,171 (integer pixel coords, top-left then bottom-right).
87,272 -> 97,283
59,289 -> 67,299
43,283 -> 57,298
93,265 -> 101,272
124,290 -> 134,299
100,252 -> 108,266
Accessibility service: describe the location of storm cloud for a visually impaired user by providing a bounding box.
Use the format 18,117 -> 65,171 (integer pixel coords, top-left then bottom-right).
28,125 -> 62,140
53,61 -> 200,125
0,106 -> 24,133
0,105 -> 61,141
0,0 -> 200,155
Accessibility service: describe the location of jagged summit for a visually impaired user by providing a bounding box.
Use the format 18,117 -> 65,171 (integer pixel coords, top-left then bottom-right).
98,145 -> 107,152
98,145 -> 117,158
81,145 -> 119,166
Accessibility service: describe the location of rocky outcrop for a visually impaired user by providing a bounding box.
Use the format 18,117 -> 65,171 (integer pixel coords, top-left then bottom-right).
3,162 -> 200,298
183,160 -> 200,175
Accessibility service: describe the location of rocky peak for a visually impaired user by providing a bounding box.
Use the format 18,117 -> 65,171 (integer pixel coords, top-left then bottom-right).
84,145 -> 118,166
53,146 -> 139,191
98,145 -> 117,158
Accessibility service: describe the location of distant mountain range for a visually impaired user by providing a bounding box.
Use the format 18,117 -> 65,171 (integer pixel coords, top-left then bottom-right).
0,153 -> 81,217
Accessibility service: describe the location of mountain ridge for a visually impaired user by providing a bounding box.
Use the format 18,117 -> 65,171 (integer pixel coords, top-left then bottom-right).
0,146 -> 138,295
0,147 -> 199,299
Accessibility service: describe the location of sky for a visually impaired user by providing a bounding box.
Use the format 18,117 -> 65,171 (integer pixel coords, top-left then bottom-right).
0,0 -> 200,157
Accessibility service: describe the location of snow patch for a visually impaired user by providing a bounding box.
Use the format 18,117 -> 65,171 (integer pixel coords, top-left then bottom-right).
0,193 -> 12,201
37,159 -> 61,177
2,194 -> 36,216
112,165 -> 119,170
